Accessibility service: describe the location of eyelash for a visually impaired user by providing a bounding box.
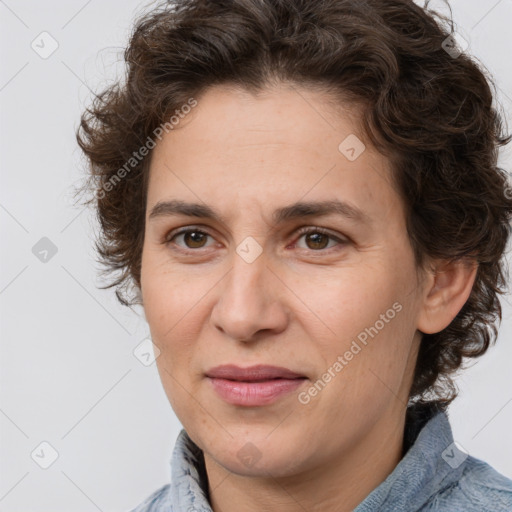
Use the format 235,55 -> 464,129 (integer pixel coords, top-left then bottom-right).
164,226 -> 349,254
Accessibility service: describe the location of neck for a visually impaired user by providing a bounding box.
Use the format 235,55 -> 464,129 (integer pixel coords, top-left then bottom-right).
204,404 -> 408,512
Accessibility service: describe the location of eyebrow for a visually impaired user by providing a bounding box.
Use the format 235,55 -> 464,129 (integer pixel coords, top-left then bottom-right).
148,199 -> 372,226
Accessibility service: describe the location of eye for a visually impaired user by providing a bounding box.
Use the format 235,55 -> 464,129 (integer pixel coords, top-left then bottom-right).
166,228 -> 216,250
293,227 -> 347,251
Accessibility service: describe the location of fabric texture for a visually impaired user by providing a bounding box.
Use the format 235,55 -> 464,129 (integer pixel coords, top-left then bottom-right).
129,404 -> 512,511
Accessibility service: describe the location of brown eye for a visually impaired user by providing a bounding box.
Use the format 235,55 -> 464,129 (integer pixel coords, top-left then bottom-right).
295,228 -> 346,251
305,232 -> 330,250
183,231 -> 208,248
167,229 -> 215,250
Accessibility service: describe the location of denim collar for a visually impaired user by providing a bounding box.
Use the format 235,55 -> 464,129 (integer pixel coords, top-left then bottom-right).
354,404 -> 463,511
168,403 -> 462,511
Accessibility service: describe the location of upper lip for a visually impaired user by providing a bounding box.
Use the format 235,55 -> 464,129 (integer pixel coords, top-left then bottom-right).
205,364 -> 306,381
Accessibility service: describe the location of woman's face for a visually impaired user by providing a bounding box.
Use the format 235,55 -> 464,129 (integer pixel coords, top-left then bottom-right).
140,83 -> 427,477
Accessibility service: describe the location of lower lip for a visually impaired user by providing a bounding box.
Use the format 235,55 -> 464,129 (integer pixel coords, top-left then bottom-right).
207,377 -> 307,406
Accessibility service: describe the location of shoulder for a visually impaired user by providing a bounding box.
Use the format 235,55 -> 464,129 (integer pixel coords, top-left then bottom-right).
458,457 -> 512,510
424,455 -> 512,511
127,483 -> 172,512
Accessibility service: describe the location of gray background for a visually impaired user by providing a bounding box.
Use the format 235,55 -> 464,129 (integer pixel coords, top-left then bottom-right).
1,0 -> 511,510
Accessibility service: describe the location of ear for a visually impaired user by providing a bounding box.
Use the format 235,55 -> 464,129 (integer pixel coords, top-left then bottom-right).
417,258 -> 478,335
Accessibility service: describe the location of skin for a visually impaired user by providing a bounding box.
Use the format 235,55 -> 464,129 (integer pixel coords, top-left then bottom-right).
140,83 -> 477,512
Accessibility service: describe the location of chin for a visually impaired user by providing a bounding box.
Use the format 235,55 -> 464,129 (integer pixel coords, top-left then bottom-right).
200,427 -> 311,477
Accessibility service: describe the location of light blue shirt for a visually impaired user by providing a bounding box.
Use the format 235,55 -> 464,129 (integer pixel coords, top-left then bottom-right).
129,406 -> 512,511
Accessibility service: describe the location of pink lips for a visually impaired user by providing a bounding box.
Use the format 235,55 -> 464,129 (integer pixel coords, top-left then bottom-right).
205,364 -> 307,406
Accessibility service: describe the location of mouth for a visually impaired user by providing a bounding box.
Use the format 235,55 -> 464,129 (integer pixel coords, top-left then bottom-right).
205,364 -> 306,381
205,364 -> 307,406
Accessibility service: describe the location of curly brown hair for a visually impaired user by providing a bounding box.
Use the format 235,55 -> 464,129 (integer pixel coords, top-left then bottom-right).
76,0 -> 512,408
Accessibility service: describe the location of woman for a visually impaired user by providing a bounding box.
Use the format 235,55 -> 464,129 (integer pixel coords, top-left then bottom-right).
77,0 -> 512,510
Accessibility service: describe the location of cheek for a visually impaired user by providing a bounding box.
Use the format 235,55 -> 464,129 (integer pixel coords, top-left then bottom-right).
141,261 -> 216,381
294,267 -> 403,341
145,275 -> 204,411
141,257 -> 205,335
294,262 -> 418,395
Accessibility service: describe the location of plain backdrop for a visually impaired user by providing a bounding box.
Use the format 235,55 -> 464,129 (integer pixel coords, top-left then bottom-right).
1,0 -> 511,510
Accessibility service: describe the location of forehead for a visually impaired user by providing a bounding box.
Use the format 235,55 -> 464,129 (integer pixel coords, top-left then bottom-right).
160,83 -> 365,158
146,84 -> 403,230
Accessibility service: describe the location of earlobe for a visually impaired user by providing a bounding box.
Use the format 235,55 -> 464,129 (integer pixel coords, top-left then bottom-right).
417,258 -> 478,335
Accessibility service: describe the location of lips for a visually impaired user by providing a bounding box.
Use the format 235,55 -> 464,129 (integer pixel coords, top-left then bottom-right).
205,365 -> 307,406
205,364 -> 306,381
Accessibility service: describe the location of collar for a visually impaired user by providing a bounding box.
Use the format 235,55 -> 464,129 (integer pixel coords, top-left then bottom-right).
354,403 -> 463,511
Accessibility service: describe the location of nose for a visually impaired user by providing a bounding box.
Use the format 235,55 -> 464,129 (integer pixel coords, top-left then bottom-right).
210,249 -> 289,342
